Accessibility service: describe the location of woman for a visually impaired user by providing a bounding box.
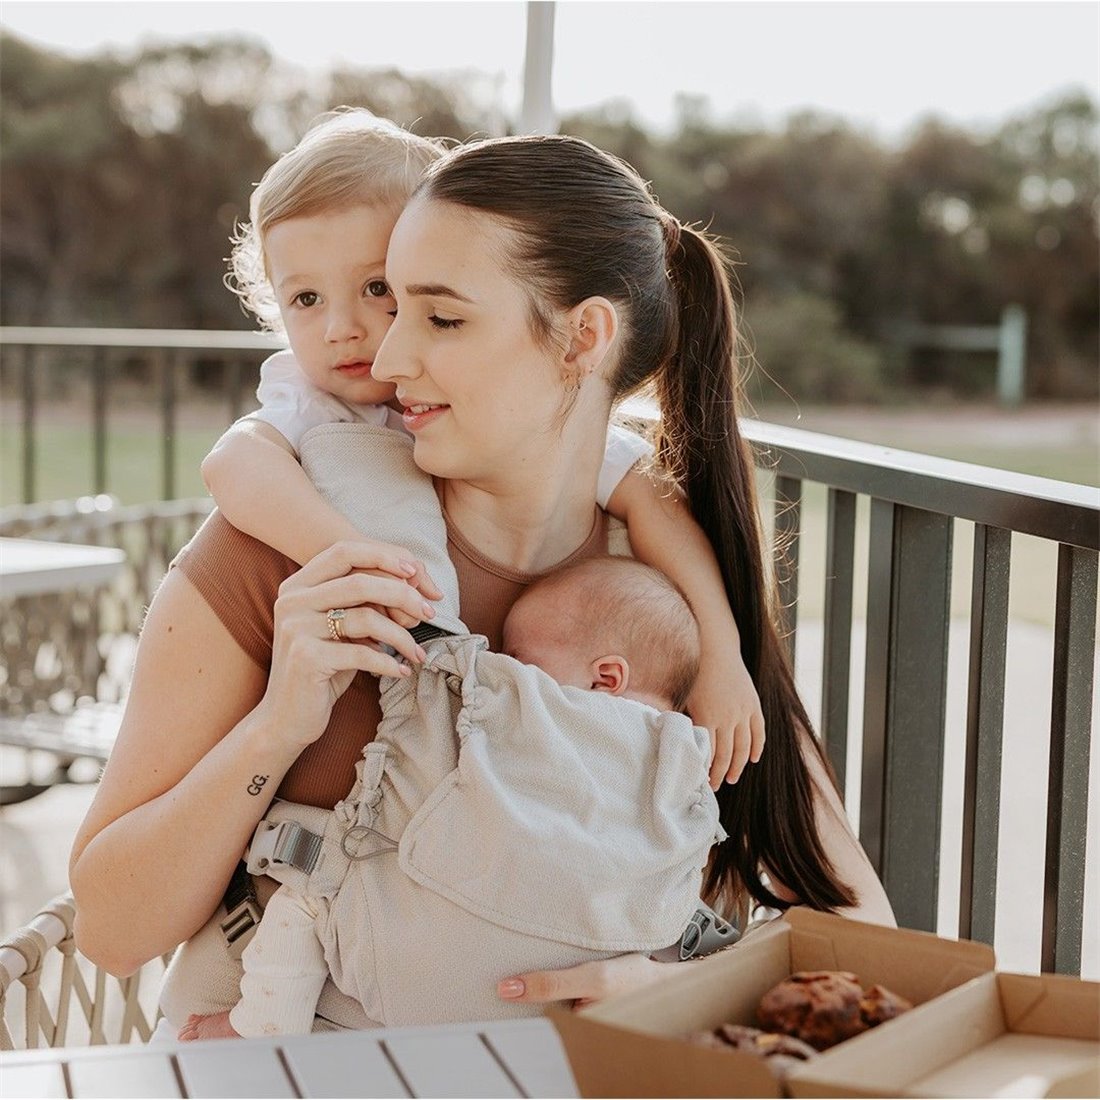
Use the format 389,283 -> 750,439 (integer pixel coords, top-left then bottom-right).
69,134 -> 891,1014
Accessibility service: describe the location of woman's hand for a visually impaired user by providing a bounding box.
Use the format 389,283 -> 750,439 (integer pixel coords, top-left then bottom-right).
688,648 -> 766,789
261,539 -> 439,752
497,953 -> 672,1010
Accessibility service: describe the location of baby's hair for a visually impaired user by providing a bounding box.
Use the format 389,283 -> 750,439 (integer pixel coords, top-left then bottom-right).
523,556 -> 701,710
227,108 -> 446,330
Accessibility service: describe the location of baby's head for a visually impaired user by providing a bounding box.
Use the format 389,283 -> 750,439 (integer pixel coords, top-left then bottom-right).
228,110 -> 444,406
502,556 -> 701,712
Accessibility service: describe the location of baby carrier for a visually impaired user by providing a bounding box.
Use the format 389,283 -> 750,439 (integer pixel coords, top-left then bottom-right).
160,424 -> 728,1030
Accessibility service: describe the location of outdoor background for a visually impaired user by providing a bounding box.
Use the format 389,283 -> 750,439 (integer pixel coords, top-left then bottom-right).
0,1 -> 1097,980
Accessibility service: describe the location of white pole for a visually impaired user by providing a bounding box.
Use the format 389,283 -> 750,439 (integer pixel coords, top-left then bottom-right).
519,2 -> 557,134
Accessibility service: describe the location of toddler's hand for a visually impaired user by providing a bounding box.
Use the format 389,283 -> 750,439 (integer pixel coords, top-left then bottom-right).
687,650 -> 765,789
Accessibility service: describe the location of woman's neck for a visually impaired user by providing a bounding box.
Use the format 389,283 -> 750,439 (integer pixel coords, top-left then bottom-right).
440,473 -> 598,575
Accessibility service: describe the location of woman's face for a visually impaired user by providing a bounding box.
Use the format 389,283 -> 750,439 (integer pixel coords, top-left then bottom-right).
373,198 -> 569,483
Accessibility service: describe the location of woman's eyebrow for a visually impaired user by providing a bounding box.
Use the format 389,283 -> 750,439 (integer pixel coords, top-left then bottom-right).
405,283 -> 474,303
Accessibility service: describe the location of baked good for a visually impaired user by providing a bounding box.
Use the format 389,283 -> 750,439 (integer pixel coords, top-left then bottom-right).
757,970 -> 912,1050
687,1023 -> 817,1076
859,982 -> 912,1027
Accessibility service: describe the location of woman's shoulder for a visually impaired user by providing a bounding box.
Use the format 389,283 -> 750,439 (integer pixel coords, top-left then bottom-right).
171,509 -> 297,667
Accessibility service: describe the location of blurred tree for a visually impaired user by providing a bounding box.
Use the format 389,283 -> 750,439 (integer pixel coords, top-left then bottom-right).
1,33 -> 1095,400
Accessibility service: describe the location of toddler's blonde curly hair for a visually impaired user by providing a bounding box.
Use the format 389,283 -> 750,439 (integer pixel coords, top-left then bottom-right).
227,109 -> 446,331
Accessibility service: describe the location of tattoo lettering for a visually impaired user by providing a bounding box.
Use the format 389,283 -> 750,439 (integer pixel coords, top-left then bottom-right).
246,774 -> 269,797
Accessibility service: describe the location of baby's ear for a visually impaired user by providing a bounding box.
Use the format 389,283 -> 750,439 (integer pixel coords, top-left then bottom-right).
590,655 -> 629,696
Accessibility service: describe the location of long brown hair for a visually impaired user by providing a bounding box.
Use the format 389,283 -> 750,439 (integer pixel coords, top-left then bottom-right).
418,134 -> 855,915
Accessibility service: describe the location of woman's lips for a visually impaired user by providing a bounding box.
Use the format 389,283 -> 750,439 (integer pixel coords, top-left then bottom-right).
401,403 -> 448,432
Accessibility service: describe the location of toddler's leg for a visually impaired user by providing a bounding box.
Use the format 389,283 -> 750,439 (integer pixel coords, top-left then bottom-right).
178,1010 -> 240,1041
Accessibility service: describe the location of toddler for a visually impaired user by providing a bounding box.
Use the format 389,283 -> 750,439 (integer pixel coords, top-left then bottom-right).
180,555 -> 701,1041
202,108 -> 765,788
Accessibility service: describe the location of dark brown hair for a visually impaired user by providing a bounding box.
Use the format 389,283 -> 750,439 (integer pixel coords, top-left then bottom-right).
418,134 -> 855,915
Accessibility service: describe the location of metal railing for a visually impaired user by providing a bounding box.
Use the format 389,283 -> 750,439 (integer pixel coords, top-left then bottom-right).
1,328 -> 1097,977
0,327 -> 285,503
747,421 -> 1098,976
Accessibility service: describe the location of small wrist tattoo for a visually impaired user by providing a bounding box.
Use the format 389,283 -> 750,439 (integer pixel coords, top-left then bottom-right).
246,774 -> 269,797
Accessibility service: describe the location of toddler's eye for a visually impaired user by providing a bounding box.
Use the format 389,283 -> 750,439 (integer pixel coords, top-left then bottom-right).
366,280 -> 391,298
293,291 -> 319,308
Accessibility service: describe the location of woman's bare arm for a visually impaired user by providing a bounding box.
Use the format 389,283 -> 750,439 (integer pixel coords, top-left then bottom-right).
69,542 -> 436,976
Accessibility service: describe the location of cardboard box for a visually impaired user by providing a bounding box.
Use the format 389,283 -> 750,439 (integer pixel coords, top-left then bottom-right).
786,970 -> 1100,1098
550,908 -> 995,1098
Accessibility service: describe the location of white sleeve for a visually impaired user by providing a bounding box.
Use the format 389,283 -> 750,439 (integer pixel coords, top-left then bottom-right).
597,422 -> 655,508
229,886 -> 328,1038
247,349 -> 390,451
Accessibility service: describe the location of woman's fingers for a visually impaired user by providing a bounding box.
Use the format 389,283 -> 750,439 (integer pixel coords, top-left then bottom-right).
497,954 -> 667,1006
291,539 -> 424,588
298,572 -> 437,627
331,606 -> 427,665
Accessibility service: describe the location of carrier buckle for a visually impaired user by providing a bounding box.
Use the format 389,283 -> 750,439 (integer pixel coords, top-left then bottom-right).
220,897 -> 263,960
246,820 -> 324,877
651,905 -> 740,963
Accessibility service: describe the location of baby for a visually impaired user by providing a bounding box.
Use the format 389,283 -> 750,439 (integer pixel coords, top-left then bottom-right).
180,555 -> 700,1041
501,555 -> 700,714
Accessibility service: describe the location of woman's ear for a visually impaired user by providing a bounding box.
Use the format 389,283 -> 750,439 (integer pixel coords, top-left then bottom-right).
564,298 -> 618,376
590,654 -> 629,696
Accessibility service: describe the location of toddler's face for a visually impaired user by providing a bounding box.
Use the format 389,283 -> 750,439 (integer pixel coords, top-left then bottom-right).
265,204 -> 401,407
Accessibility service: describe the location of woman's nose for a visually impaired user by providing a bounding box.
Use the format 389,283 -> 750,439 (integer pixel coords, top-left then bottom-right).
372,317 -> 418,383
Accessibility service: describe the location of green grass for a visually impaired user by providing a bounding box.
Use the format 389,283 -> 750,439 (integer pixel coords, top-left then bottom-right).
2,403 -> 1091,629
1,417 -> 221,506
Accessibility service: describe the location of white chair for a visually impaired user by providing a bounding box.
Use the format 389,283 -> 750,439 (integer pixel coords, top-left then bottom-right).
0,892 -> 169,1051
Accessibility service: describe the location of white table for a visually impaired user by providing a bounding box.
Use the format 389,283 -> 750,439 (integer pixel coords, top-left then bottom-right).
0,538 -> 126,598
0,1017 -> 580,1099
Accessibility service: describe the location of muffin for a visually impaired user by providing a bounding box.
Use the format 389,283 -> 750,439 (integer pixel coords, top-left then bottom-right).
757,970 -> 912,1050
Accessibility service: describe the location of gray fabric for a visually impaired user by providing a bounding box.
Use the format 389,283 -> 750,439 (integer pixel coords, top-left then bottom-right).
299,422 -> 466,634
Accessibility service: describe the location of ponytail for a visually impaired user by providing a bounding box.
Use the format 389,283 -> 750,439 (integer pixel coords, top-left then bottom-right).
660,225 -> 856,914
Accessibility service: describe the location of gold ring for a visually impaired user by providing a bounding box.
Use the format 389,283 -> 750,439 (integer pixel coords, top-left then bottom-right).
327,608 -> 347,641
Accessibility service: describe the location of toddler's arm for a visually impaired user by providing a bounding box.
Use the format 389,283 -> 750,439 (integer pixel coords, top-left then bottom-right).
606,467 -> 766,788
203,420 -> 372,565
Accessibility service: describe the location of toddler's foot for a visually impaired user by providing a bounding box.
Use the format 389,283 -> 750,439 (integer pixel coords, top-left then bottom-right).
178,1010 -> 241,1041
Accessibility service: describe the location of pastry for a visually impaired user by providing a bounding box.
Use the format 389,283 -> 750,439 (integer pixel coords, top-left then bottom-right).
687,1022 -> 818,1077
757,970 -> 912,1050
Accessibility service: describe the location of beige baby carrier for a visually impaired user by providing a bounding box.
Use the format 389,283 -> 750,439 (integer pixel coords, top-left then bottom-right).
161,424 -> 724,1030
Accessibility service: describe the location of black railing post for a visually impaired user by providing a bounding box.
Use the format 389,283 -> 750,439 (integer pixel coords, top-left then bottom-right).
821,488 -> 857,790
160,350 -> 178,501
1041,544 -> 1097,974
21,345 -> 37,504
92,347 -> 109,495
959,523 -> 1010,945
862,502 -> 953,931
